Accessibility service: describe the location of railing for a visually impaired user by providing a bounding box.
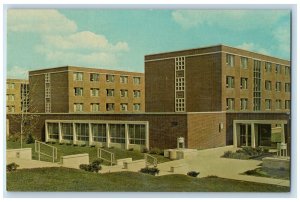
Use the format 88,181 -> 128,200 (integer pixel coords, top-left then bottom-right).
144,153 -> 157,167
34,140 -> 58,163
97,148 -> 115,166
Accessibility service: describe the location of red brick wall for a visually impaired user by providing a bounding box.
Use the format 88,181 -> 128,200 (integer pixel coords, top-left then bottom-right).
187,112 -> 226,149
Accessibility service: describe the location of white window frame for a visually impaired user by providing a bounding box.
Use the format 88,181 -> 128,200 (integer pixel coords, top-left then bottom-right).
73,72 -> 83,81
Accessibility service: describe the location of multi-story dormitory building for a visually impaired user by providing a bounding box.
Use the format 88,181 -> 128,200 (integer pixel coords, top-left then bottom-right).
6,45 -> 291,152
6,79 -> 29,113
28,66 -> 145,113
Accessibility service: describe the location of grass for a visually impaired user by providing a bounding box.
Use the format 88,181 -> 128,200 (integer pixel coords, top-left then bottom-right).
243,167 -> 290,180
6,167 -> 290,192
6,140 -> 170,165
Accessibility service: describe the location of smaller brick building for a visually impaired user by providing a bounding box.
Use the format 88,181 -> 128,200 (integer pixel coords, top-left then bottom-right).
6,79 -> 29,113
29,66 -> 144,113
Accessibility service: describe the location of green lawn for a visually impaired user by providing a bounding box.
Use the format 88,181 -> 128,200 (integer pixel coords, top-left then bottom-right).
244,167 -> 290,180
6,140 -> 170,165
6,167 -> 289,192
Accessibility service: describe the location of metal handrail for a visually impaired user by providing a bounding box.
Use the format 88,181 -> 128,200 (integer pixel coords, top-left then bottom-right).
34,140 -> 58,163
97,148 -> 115,166
144,153 -> 157,167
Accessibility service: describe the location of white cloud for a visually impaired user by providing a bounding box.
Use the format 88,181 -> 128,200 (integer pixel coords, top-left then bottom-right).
272,26 -> 290,56
35,31 -> 129,67
8,9 -> 77,34
172,10 -> 288,31
236,42 -> 270,55
37,31 -> 129,52
7,65 -> 28,79
8,9 -> 130,68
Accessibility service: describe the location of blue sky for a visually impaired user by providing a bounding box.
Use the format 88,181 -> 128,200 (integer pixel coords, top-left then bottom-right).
7,9 -> 291,79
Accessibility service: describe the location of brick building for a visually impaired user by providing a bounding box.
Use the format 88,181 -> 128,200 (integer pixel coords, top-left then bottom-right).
6,45 -> 291,151
28,66 -> 144,113
6,79 -> 29,113
145,44 -> 291,148
145,44 -> 290,113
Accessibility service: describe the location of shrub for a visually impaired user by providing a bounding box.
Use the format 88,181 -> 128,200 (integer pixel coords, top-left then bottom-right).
141,148 -> 149,153
80,144 -> 86,147
128,148 -> 134,151
206,175 -> 218,178
7,163 -> 19,172
149,148 -> 164,155
140,167 -> 160,176
25,134 -> 35,144
79,160 -> 102,173
187,171 -> 200,177
222,151 -> 233,158
244,169 -> 257,175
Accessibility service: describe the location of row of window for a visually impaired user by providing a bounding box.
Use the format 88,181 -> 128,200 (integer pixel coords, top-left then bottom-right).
226,54 -> 290,75
73,72 -> 141,84
226,98 -> 291,110
7,105 -> 15,113
6,94 -> 15,101
74,88 -> 141,97
47,123 -> 146,145
226,76 -> 291,92
73,103 -> 141,112
7,83 -> 16,89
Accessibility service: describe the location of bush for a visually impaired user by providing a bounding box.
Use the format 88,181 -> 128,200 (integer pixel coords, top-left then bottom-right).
222,150 -> 249,160
187,171 -> 200,177
25,134 -> 35,144
206,175 -> 218,178
140,167 -> 160,176
7,163 -> 19,172
141,148 -> 149,153
79,160 -> 102,173
128,148 -> 134,151
149,148 -> 164,155
244,169 -> 257,175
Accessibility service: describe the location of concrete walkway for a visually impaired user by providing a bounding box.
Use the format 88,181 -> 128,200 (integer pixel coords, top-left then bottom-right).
7,158 -> 59,169
6,146 -> 290,187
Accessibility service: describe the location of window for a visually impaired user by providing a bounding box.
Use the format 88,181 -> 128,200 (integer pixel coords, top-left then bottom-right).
133,103 -> 141,111
285,100 -> 291,110
226,54 -> 235,67
106,89 -> 114,97
240,78 -> 248,89
275,64 -> 281,74
120,89 -> 128,97
265,99 -> 272,110
240,57 -> 248,69
90,73 -> 100,81
265,62 -> 272,72
275,82 -> 281,92
47,123 -> 59,140
106,103 -> 115,111
75,123 -> 89,141
45,102 -> 51,113
133,90 -> 141,98
265,80 -> 272,91
90,88 -> 99,97
90,103 -> 100,112
106,74 -> 114,82
7,105 -> 15,113
285,83 -> 291,92
61,123 -> 73,140
74,87 -> 83,96
226,98 -> 235,110
133,77 -> 141,84
109,124 -> 125,143
226,76 -> 235,88
285,66 -> 290,76
120,76 -> 128,84
240,98 -> 248,110
120,103 -> 128,111
7,83 -> 15,89
74,103 -> 83,112
73,72 -> 83,81
128,124 -> 146,145
276,99 -> 282,110
6,94 -> 15,101
92,124 -> 106,142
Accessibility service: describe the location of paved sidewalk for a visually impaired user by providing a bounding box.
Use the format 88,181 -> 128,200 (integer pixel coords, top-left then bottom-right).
7,158 -> 59,169
6,146 -> 290,187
